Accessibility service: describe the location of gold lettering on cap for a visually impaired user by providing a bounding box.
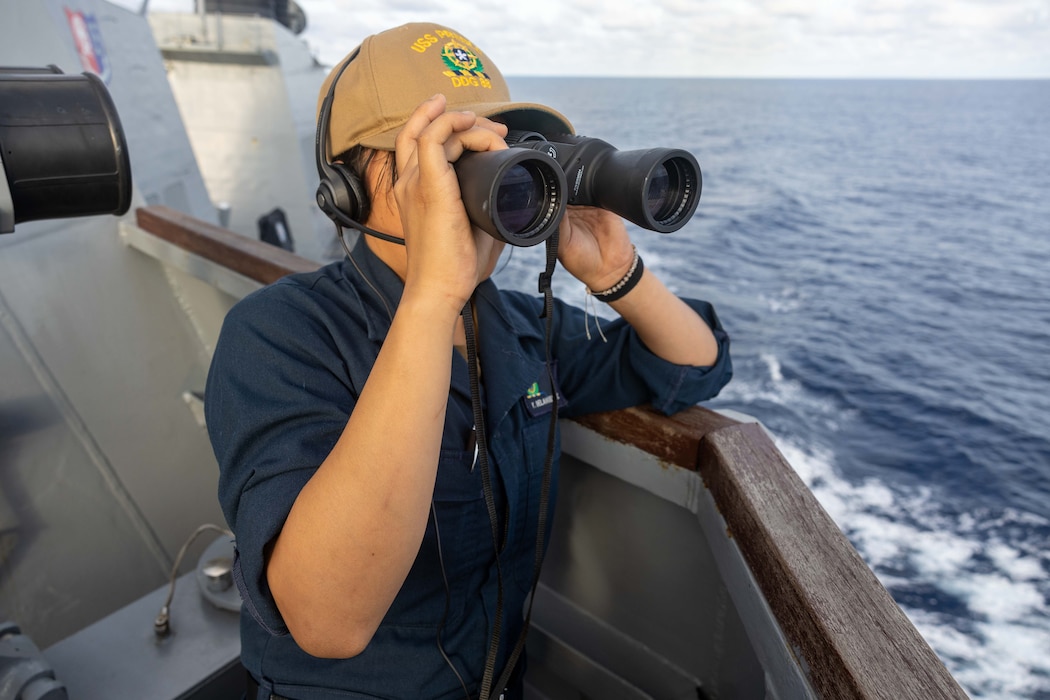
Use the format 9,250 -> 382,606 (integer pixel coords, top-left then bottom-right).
411,30 -> 478,53
450,75 -> 481,88
410,33 -> 439,53
435,29 -> 477,48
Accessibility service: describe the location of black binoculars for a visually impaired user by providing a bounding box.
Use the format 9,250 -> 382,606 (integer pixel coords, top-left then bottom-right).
455,131 -> 701,247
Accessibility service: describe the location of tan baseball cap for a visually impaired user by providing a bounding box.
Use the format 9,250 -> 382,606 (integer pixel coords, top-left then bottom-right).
318,22 -> 574,157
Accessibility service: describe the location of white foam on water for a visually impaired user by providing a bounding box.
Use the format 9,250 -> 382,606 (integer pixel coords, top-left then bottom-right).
726,355 -> 1050,699
772,434 -> 1050,696
759,286 -> 805,313
762,352 -> 784,383
776,435 -> 1050,698
730,354 -> 802,408
987,541 -> 1046,581
724,353 -> 852,432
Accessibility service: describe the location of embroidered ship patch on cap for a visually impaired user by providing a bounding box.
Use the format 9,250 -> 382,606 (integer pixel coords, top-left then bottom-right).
441,41 -> 492,88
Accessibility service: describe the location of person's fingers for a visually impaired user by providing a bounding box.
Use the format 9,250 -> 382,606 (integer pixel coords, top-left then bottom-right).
476,116 -> 510,137
413,111 -> 499,184
395,98 -> 513,181
394,94 -> 448,176
440,124 -> 508,164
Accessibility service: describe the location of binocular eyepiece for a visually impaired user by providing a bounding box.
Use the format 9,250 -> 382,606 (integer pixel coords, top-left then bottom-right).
455,131 -> 702,247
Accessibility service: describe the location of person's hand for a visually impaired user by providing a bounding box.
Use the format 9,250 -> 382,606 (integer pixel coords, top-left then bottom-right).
392,94 -> 508,314
557,205 -> 636,292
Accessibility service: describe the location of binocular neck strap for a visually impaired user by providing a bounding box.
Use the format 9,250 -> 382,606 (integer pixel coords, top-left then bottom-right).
341,216 -> 562,700
477,232 -> 561,700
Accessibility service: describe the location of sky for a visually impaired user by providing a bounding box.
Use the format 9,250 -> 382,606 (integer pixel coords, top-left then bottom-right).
116,0 -> 1050,78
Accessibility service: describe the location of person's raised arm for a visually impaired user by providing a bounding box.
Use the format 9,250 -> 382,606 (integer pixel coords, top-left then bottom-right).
265,95 -> 507,658
558,206 -> 719,367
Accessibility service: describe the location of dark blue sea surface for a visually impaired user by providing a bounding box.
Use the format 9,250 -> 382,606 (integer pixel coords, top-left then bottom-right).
500,78 -> 1050,699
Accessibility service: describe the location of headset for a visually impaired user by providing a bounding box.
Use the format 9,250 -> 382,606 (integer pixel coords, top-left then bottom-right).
314,48 -> 405,246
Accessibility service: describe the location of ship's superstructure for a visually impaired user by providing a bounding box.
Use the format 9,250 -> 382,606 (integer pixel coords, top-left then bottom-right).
148,3 -> 332,261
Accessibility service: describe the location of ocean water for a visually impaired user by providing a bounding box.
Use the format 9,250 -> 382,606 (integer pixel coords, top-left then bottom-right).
496,78 -> 1050,699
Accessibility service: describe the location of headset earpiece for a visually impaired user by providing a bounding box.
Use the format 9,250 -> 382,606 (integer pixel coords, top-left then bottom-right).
316,159 -> 369,224
314,49 -> 404,246
315,50 -> 370,226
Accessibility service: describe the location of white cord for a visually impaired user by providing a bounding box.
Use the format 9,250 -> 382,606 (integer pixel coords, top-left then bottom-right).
583,288 -> 608,343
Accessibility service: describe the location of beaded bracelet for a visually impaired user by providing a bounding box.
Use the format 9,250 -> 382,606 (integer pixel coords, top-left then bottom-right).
587,246 -> 645,303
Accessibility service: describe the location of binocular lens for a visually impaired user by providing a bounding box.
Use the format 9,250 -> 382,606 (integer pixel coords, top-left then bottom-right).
455,148 -> 565,245
496,163 -> 545,236
646,163 -> 672,221
645,157 -> 696,226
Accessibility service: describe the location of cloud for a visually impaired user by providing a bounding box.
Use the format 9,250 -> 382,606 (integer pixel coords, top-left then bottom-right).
109,0 -> 1050,76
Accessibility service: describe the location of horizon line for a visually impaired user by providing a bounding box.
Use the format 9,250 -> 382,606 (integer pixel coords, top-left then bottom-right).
503,74 -> 1050,81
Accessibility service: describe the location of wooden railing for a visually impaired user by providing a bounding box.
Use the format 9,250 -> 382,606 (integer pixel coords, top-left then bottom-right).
136,205 -> 317,284
134,204 -> 968,700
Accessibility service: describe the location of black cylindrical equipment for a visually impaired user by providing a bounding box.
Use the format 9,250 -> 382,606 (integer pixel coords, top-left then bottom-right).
509,131 -> 702,234
455,147 -> 566,246
584,146 -> 701,233
0,66 -> 132,233
454,129 -> 702,247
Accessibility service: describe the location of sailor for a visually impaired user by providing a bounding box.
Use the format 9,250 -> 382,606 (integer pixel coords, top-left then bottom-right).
205,21 -> 732,700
